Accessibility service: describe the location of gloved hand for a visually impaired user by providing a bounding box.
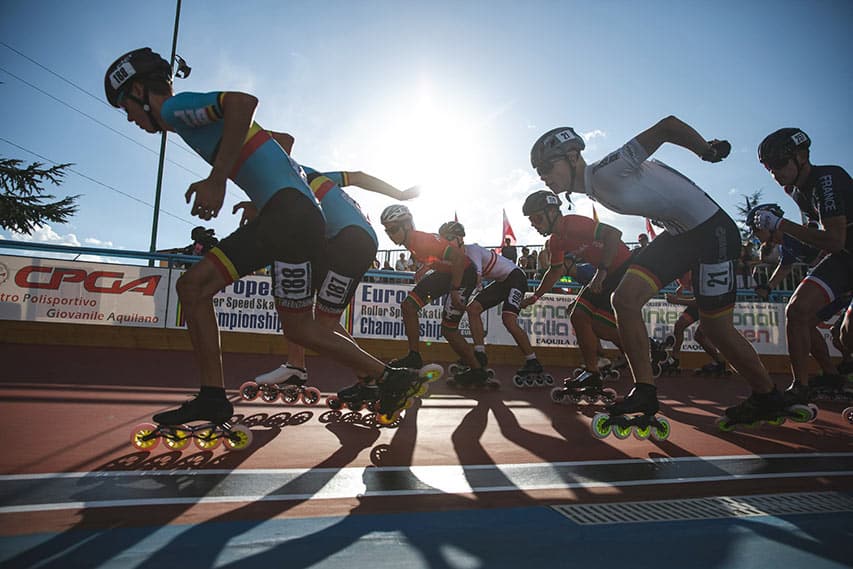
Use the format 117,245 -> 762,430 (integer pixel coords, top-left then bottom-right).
753,209 -> 783,232
701,140 -> 731,163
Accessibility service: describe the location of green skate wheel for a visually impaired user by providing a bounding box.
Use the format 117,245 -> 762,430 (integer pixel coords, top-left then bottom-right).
766,416 -> 786,426
788,404 -> 815,423
651,417 -> 671,441
590,413 -> 612,439
633,425 -> 652,440
223,424 -> 253,451
612,423 -> 633,439
716,416 -> 736,432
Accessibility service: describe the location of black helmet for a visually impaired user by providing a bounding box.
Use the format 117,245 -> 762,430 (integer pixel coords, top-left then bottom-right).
530,127 -> 585,170
104,48 -> 172,107
758,128 -> 810,165
438,221 -> 465,240
522,190 -> 562,215
746,203 -> 784,230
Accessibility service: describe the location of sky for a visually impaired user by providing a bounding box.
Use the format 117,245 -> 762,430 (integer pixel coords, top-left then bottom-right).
1,0 -> 852,264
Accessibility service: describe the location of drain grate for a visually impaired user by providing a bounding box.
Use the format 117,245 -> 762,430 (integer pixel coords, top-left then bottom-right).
552,492 -> 853,525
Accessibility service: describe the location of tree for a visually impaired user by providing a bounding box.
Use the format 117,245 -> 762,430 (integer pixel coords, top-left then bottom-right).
734,189 -> 763,241
0,158 -> 79,234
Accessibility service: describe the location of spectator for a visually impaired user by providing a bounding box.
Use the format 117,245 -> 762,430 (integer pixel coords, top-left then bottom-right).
501,237 -> 518,263
526,248 -> 538,273
395,252 -> 409,271
383,260 -> 394,271
635,233 -> 649,250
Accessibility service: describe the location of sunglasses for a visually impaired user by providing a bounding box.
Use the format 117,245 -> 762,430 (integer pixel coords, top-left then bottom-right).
536,158 -> 562,177
762,156 -> 790,171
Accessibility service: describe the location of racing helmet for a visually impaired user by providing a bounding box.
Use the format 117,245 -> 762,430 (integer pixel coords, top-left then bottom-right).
438,221 -> 465,240
104,48 -> 172,107
530,127 -> 586,170
745,203 -> 784,231
758,128 -> 811,165
522,190 -> 562,215
380,204 -> 413,225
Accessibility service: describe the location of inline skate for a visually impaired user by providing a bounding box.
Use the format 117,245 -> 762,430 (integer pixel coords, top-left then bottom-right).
448,351 -> 496,379
572,357 -> 620,381
512,358 -> 554,388
808,374 -> 853,402
390,350 -> 424,370
239,363 -> 321,405
447,366 -> 501,390
131,393 -> 252,451
375,364 -> 444,426
326,380 -> 381,412
693,361 -> 732,377
551,370 -> 617,405
659,356 -> 681,376
649,337 -> 673,378
590,384 -> 671,440
716,389 -> 816,432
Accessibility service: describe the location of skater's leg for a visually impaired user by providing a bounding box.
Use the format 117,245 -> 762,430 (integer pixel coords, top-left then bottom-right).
786,283 -> 826,386
699,311 -> 773,393
612,273 -> 659,386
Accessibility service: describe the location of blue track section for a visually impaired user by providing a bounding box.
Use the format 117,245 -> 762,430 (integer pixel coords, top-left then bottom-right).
2,506 -> 851,569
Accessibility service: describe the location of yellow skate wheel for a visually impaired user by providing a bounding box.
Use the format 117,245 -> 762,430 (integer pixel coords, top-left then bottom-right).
590,413 -> 612,439
223,424 -> 253,451
376,409 -> 401,426
131,423 -> 160,451
612,423 -> 633,440
194,428 -> 222,450
414,384 -> 429,397
633,425 -> 652,440
651,418 -> 671,441
163,427 -> 191,450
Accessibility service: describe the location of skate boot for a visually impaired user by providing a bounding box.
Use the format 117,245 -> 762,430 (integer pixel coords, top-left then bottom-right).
590,384 -> 671,440
693,361 -> 731,377
239,363 -> 321,405
717,388 -> 815,432
326,380 -> 381,412
132,393 -> 252,452
808,374 -> 853,402
551,370 -> 616,405
659,356 -> 681,376
512,358 -> 554,388
390,350 -> 424,371
447,366 -> 500,390
375,364 -> 444,426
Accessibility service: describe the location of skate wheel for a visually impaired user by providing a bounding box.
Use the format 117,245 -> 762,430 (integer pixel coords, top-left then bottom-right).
131,422 -> 160,451
601,388 -> 617,405
194,428 -> 221,450
767,416 -> 786,426
652,362 -> 662,378
651,418 -> 671,441
281,389 -> 300,404
572,368 -> 584,379
544,374 -> 554,386
808,404 -> 819,421
789,404 -> 815,423
420,363 -> 445,383
326,396 -> 343,410
163,427 -> 191,451
569,391 -> 583,403
260,387 -> 280,403
633,425 -> 652,440
524,376 -> 536,387
376,410 -> 401,426
534,375 -> 545,386
486,368 -> 495,379
843,407 -> 853,424
513,375 -> 525,388
239,381 -> 260,401
590,413 -> 612,439
448,363 -> 461,375
550,387 -> 566,403
223,424 -> 253,451
715,416 -> 736,432
300,387 -> 322,406
610,369 -> 621,381
612,423 -> 633,439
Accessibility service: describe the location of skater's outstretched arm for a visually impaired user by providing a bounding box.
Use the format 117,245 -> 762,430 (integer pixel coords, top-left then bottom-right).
633,115 -> 725,163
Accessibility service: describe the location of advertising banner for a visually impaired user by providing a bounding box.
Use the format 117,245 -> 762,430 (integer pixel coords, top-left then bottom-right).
0,255 -> 168,327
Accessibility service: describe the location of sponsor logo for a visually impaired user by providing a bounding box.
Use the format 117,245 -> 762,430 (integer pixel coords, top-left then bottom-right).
14,266 -> 161,296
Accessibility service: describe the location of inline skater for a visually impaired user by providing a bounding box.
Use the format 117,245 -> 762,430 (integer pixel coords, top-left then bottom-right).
531,118 -> 805,437
380,206 -> 494,388
438,220 -> 552,388
106,48 -> 424,439
518,190 -> 634,405
664,272 -> 729,377
748,146 -> 853,400
234,131 -> 425,413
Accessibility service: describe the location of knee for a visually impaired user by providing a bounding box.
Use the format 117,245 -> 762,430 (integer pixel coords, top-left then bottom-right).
610,288 -> 638,315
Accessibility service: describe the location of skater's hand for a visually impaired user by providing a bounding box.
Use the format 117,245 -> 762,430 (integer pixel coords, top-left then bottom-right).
753,209 -> 782,232
233,201 -> 258,226
520,294 -> 538,309
701,139 -> 731,163
754,284 -> 770,301
450,290 -> 465,310
589,269 -> 606,294
186,176 -> 227,220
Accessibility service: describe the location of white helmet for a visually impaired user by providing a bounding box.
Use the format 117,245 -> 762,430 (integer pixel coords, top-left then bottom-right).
381,204 -> 413,225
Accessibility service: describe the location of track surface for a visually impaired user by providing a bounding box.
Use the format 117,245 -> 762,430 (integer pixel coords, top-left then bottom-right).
0,344 -> 851,568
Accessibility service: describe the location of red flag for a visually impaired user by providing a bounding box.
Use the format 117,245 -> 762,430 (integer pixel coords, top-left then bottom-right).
645,218 -> 657,240
592,204 -> 600,224
502,209 -> 517,244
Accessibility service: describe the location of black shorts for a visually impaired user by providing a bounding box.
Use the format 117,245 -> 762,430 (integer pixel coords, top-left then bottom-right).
471,267 -> 529,316
212,189 -> 325,312
316,226 -> 378,316
575,253 -> 635,326
628,209 -> 740,318
406,264 -> 478,328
